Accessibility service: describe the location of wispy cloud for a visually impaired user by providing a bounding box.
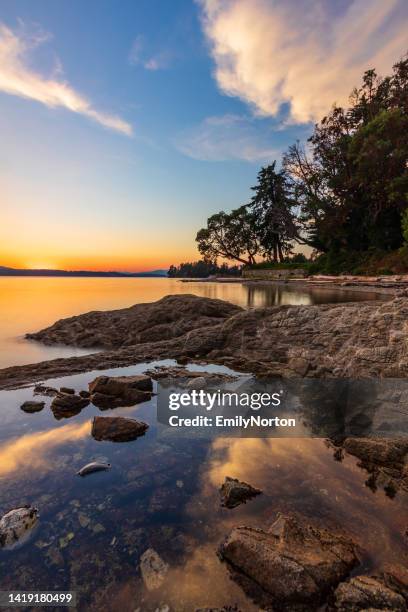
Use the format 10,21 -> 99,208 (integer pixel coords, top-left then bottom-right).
0,22 -> 132,135
128,35 -> 172,71
176,114 -> 278,162
198,0 -> 407,124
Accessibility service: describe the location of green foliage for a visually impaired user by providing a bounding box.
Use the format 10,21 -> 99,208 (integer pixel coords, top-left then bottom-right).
168,261 -> 241,278
247,162 -> 299,261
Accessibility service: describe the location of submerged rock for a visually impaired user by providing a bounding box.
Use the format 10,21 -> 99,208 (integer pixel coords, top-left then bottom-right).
20,400 -> 45,413
0,505 -> 39,549
219,513 -> 358,610
334,575 -> 406,611
140,547 -> 169,590
60,386 -> 75,394
33,384 -> 58,397
341,437 -> 408,495
77,461 -> 111,476
186,376 -> 207,390
91,416 -> 149,442
89,374 -> 153,408
219,477 -> 262,509
79,390 -> 91,398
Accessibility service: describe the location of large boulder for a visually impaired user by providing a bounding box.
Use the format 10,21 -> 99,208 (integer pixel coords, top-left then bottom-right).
219,513 -> 358,610
91,416 -> 148,442
89,374 -> 152,409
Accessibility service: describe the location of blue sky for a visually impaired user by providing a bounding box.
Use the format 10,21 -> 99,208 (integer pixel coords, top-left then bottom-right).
0,0 -> 406,270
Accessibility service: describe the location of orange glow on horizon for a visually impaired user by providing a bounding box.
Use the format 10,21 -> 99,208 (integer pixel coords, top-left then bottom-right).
0,250 -> 200,273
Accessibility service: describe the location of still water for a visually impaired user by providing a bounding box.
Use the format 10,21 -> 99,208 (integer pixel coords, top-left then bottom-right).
0,277 -> 386,369
0,361 -> 406,611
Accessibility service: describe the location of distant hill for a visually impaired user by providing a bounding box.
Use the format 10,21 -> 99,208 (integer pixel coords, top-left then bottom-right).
0,266 -> 168,277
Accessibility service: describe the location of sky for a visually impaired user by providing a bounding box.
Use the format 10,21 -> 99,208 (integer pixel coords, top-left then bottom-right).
0,0 -> 407,271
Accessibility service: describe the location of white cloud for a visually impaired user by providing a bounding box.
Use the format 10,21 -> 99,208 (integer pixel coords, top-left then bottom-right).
198,0 -> 407,124
176,114 -> 279,162
0,23 -> 132,135
128,35 -> 171,71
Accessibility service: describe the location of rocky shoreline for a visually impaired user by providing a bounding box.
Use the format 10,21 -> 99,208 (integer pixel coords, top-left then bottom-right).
1,293 -> 408,389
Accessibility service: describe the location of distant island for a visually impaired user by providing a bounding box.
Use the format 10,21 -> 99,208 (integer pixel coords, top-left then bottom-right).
0,266 -> 168,278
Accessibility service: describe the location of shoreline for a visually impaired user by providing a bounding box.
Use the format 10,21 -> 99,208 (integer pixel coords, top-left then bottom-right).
179,275 -> 406,296
0,293 -> 407,390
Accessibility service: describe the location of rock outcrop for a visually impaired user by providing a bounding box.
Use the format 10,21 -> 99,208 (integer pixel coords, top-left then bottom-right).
91,416 -> 149,442
219,513 -> 359,610
26,294 -> 242,349
2,294 -> 408,389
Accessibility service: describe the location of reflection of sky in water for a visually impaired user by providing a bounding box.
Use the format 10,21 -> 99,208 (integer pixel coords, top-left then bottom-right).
0,360 -> 406,611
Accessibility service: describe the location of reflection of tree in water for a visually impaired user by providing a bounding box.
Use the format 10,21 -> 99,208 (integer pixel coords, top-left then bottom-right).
244,284 -> 384,308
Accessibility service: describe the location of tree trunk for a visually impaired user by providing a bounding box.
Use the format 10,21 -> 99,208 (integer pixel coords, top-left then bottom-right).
277,240 -> 284,262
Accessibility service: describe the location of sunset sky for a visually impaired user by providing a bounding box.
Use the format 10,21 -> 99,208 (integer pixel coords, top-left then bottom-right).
0,0 -> 407,271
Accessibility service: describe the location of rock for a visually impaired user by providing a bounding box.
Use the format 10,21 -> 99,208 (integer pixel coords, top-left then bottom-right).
79,390 -> 90,398
341,438 -> 408,495
91,390 -> 150,410
91,416 -> 149,442
219,477 -> 262,509
33,384 -> 58,396
60,386 -> 75,394
219,513 -> 358,609
186,376 -> 207,390
0,505 -> 39,549
50,393 -> 89,419
334,575 -> 406,611
89,374 -> 152,408
77,462 -> 111,476
379,564 -> 408,604
27,294 -> 242,349
20,400 -> 45,413
140,547 -> 169,590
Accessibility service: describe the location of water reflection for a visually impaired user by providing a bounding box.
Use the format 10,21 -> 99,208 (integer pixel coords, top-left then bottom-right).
0,422 -> 90,477
0,361 -> 406,611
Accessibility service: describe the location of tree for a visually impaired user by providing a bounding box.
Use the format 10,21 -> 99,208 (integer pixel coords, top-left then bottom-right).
284,54 -> 408,255
248,162 -> 300,261
196,206 -> 261,265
